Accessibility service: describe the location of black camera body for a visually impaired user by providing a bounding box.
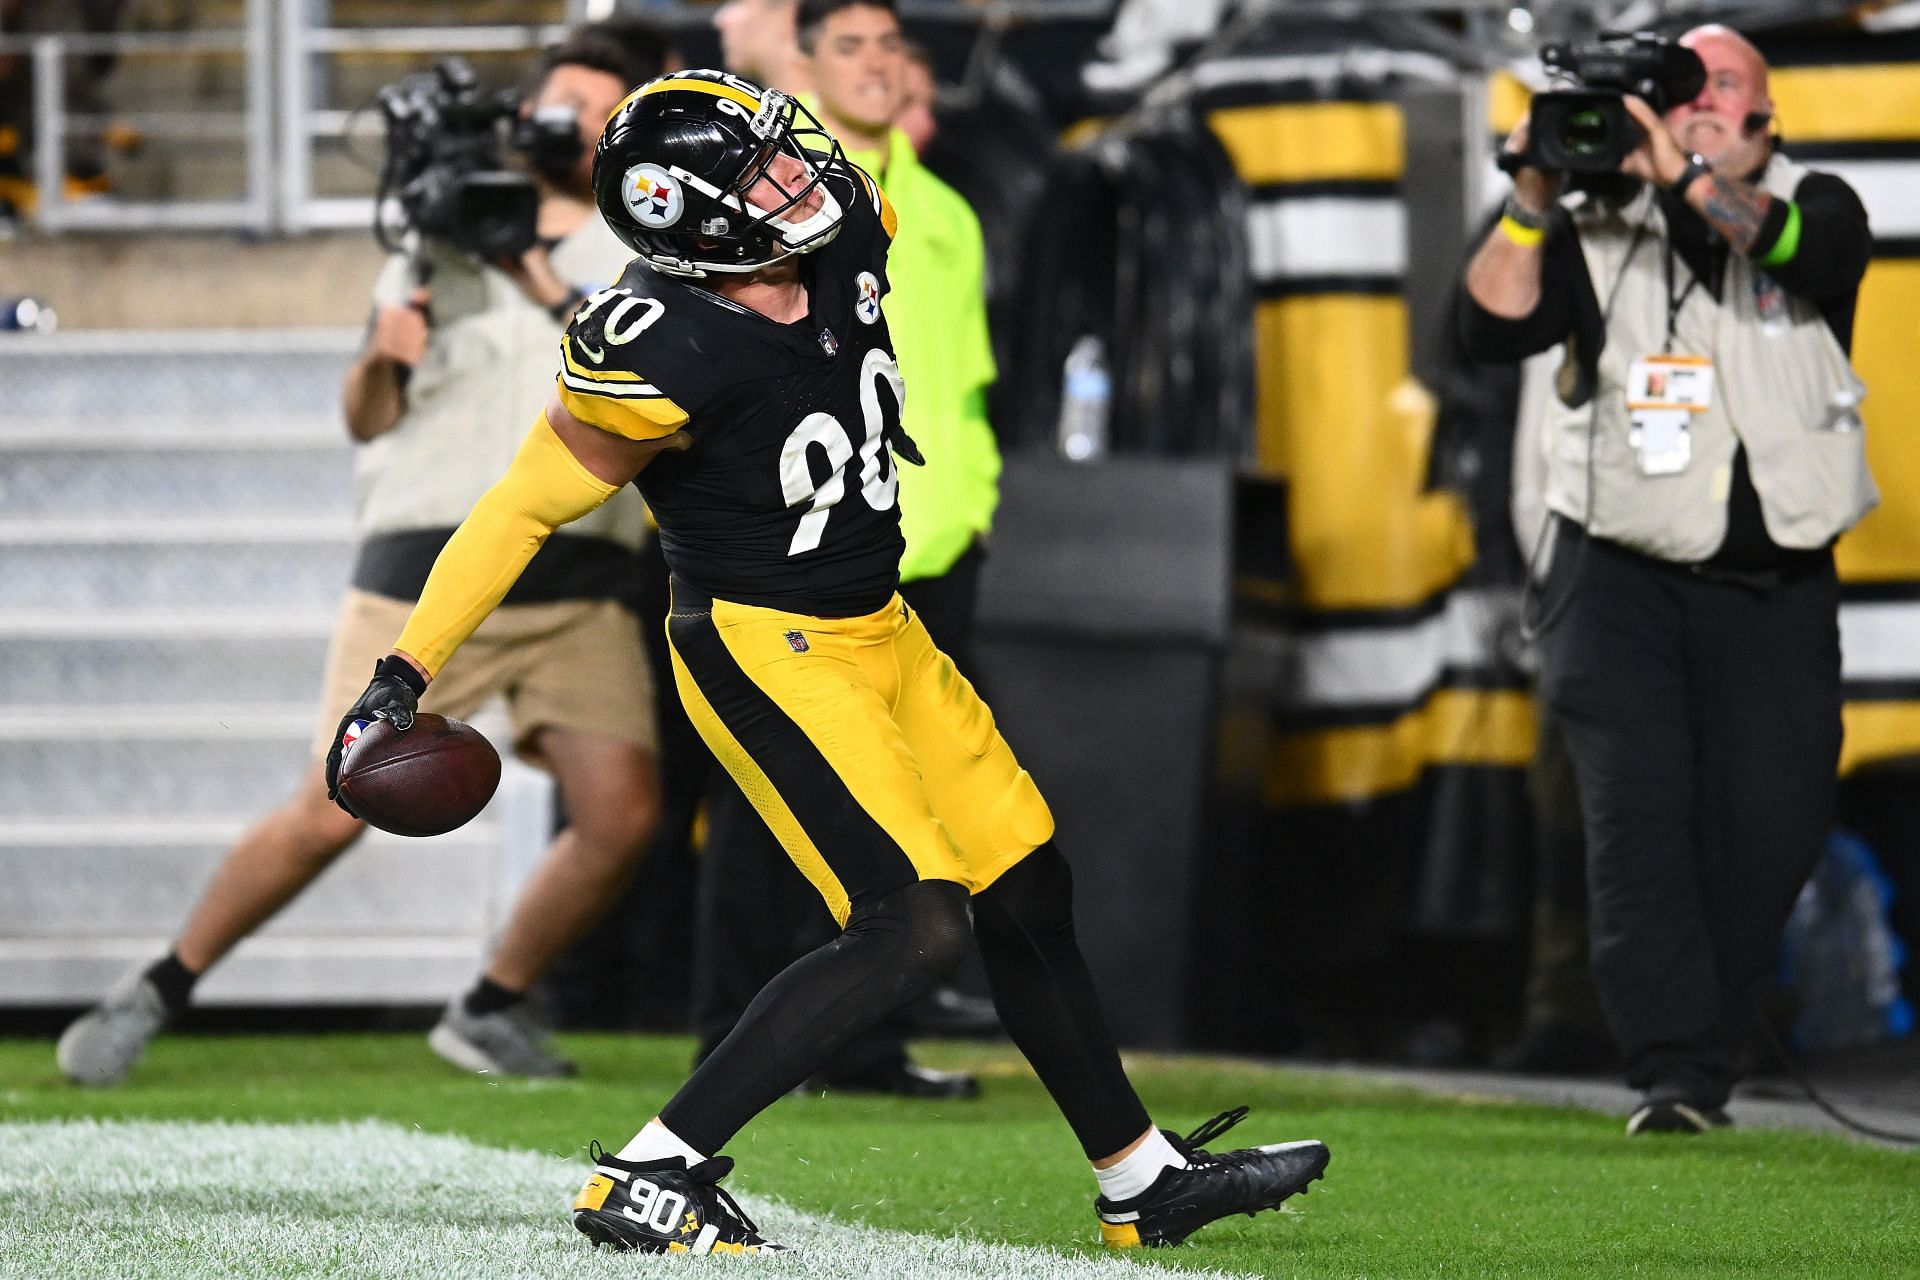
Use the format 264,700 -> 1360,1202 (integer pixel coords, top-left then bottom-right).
1513,33 -> 1707,174
375,57 -> 540,259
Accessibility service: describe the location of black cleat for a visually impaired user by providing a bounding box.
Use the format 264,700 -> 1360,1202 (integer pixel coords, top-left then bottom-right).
572,1142 -> 789,1254
1096,1107 -> 1329,1249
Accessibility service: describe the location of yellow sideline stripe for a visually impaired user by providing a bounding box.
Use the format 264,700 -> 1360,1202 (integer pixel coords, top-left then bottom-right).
1208,101 -> 1404,185
1264,689 -> 1537,808
1487,64 -> 1920,142
641,76 -> 762,114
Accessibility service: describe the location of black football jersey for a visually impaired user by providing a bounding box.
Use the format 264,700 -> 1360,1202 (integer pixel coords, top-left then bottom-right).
555,164 -> 907,617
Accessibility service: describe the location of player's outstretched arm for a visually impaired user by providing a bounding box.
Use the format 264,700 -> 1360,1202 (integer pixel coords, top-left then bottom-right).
391,395 -> 687,679
323,398 -> 687,806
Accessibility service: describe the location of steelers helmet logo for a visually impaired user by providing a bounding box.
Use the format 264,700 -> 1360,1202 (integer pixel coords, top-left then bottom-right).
623,163 -> 684,229
854,271 -> 882,325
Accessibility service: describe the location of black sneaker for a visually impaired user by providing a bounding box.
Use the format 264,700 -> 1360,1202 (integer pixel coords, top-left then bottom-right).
1096,1107 -> 1329,1248
572,1143 -> 789,1254
1626,1094 -> 1732,1135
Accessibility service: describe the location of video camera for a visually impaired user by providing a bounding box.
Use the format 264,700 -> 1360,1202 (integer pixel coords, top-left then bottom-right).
1504,32 -> 1707,174
374,57 -> 543,259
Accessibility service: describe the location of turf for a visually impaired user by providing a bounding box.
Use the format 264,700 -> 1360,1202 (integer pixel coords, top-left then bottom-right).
2,1033 -> 1916,1278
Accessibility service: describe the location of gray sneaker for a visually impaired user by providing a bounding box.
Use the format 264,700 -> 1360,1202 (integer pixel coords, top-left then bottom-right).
428,999 -> 577,1078
57,969 -> 172,1086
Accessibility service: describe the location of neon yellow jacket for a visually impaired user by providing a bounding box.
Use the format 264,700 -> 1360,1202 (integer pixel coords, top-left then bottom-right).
845,128 -> 1001,583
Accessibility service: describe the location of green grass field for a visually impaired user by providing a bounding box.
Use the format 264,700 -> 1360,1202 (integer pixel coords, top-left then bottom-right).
2,1033 -> 1915,1278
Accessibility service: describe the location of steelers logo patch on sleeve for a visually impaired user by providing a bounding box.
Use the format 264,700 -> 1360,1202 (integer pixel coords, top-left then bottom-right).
624,164 -> 684,229
854,272 -> 882,325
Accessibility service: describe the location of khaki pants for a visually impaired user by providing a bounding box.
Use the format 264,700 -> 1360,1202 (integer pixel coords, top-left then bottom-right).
314,589 -> 657,768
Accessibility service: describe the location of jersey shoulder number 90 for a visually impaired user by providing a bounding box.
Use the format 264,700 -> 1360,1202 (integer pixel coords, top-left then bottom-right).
555,284 -> 700,441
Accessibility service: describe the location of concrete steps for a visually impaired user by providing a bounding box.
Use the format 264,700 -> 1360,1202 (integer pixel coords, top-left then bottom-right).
0,331 -> 549,1007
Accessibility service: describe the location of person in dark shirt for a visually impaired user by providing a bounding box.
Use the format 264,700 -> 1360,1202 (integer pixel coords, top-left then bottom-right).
1461,25 -> 1875,1134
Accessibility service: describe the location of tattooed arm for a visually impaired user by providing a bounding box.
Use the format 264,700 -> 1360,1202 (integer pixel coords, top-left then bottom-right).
1681,172 -> 1772,254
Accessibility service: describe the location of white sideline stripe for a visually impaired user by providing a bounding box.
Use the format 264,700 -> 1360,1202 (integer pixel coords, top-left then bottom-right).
1277,587 -> 1509,710
1187,51 -> 1456,91
1841,600 -> 1920,682
1247,196 -> 1406,282
0,1119 -> 1252,1280
1814,159 -> 1920,240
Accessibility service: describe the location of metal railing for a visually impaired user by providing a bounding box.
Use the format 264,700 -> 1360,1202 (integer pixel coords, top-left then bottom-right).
1,0 -> 272,232
2,0 -> 1118,237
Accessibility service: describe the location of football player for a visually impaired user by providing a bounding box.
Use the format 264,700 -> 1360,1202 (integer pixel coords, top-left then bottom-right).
327,69 -> 1330,1255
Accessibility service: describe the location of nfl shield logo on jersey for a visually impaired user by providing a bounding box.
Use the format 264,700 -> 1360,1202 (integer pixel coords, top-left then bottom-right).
784,630 -> 810,653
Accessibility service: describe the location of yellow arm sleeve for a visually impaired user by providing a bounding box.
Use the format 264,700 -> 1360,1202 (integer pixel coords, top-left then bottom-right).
394,414 -> 620,677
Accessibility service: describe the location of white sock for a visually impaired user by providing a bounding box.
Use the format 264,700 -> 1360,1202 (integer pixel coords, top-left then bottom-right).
1093,1126 -> 1187,1202
615,1119 -> 707,1167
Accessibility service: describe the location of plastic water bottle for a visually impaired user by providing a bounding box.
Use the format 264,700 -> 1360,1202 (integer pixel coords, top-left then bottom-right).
1782,831 -> 1914,1052
0,296 -> 57,333
1058,335 -> 1111,462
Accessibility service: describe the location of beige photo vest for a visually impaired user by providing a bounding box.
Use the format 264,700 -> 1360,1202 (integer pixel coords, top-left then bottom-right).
353,216 -> 647,551
1540,153 -> 1876,562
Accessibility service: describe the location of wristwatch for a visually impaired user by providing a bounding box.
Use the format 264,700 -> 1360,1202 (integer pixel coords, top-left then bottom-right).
1501,195 -> 1550,230
1669,153 -> 1713,200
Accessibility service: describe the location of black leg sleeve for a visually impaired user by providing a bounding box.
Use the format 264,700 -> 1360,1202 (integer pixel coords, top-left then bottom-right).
661,878 -> 970,1155
972,842 -> 1152,1160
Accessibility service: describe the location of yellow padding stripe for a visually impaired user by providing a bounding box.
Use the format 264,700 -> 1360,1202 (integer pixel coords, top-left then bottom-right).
1100,1221 -> 1142,1249
1252,295 -> 1476,611
668,643 -> 853,926
1209,101 -> 1403,185
1842,701 -> 1920,775
1265,688 -> 1537,808
1772,65 -> 1920,142
1487,69 -> 1532,135
1838,261 -> 1920,581
572,1175 -> 614,1213
641,76 -> 763,114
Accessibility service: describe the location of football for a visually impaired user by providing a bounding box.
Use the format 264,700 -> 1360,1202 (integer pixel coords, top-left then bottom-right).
335,713 -> 501,837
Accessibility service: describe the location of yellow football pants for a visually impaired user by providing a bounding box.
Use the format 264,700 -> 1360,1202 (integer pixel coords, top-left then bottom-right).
666,585 -> 1056,926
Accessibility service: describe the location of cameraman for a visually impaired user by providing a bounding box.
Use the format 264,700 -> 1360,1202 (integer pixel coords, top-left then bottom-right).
1462,24 -> 1874,1134
57,23 -> 677,1086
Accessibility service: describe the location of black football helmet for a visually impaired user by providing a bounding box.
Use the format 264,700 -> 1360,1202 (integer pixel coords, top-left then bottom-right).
592,69 -> 853,279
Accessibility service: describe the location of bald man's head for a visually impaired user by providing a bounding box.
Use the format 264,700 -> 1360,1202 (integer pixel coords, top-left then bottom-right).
1670,24 -> 1774,172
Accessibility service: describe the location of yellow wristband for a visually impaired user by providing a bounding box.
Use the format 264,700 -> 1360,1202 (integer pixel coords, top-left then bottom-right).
1499,214 -> 1546,248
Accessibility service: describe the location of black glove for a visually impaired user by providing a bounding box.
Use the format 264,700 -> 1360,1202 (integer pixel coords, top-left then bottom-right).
887,423 -> 925,467
325,654 -> 428,811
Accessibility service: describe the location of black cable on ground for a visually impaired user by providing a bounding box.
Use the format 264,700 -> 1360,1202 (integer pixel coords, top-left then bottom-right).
1748,993 -> 1920,1145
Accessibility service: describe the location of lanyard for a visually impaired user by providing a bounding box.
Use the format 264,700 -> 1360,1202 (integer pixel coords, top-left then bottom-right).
1661,237 -> 1702,355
